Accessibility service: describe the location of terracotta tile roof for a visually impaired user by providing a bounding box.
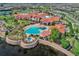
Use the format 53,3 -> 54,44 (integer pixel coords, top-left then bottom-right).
37,13 -> 48,16
14,13 -> 30,19
15,13 -> 48,19
29,13 -> 37,18
51,16 -> 60,21
41,16 -> 60,23
29,13 -> 48,18
41,18 -> 52,23
53,24 -> 65,33
40,30 -> 51,37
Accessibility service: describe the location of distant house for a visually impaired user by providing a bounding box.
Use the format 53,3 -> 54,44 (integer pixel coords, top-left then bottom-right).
0,7 -> 12,15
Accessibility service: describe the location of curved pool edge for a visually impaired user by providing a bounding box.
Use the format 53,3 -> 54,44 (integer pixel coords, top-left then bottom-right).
20,39 -> 38,48
23,24 -> 49,35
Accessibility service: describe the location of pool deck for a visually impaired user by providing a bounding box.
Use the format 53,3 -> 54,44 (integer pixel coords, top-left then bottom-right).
23,23 -> 46,29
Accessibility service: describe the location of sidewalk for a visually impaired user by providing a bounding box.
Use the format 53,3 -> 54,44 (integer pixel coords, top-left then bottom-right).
39,39 -> 74,56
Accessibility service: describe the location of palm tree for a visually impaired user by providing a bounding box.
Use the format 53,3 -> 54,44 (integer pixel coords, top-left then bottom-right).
50,29 -> 60,42
60,37 -> 70,49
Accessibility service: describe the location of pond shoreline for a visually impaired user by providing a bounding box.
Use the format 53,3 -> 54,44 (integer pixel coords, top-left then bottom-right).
0,41 -> 58,56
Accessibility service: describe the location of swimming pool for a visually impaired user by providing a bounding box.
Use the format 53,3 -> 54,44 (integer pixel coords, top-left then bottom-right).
24,25 -> 48,35
24,37 -> 33,42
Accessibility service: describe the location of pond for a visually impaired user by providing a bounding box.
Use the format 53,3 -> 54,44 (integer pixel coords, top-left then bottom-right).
0,41 -> 66,56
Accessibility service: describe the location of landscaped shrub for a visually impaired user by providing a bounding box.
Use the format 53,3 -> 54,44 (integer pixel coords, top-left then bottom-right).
17,20 -> 30,27
50,29 -> 60,42
60,37 -> 70,49
71,40 -> 79,55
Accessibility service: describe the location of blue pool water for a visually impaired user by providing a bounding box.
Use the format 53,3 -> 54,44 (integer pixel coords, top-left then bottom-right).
24,37 -> 33,42
24,26 -> 47,35
39,27 -> 47,30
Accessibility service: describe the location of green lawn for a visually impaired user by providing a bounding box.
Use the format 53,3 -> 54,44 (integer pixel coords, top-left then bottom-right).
71,40 -> 79,55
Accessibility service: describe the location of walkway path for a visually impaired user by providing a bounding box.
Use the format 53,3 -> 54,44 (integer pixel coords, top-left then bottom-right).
39,39 -> 74,56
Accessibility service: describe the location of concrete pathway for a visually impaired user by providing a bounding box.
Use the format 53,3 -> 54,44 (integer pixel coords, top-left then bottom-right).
39,39 -> 74,56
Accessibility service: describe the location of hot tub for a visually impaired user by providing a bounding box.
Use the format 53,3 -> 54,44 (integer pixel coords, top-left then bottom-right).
20,37 -> 38,48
